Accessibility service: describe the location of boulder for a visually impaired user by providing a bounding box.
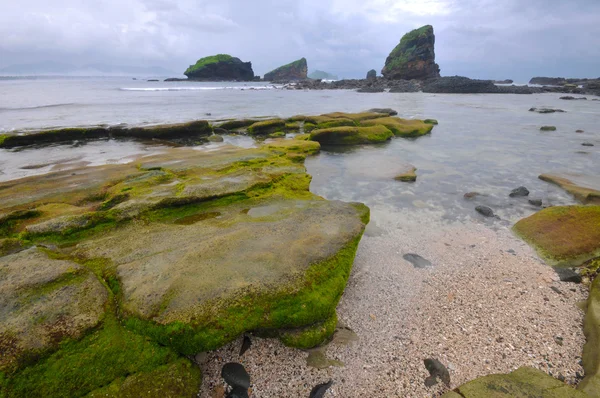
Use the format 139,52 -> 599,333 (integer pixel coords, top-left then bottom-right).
382,25 -> 440,80
310,125 -> 393,145
366,69 -> 377,80
442,367 -> 588,397
509,186 -> 530,197
360,117 -> 433,137
264,58 -> 307,81
184,54 -> 254,81
395,167 -> 417,182
513,205 -> 600,267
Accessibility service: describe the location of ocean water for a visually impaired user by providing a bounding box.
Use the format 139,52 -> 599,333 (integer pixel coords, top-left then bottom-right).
0,77 -> 598,224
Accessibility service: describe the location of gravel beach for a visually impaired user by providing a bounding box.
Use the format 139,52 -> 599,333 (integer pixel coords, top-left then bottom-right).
198,209 -> 587,397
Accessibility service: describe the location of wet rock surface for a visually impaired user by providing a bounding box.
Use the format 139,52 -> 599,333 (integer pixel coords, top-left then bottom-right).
403,253 -> 433,268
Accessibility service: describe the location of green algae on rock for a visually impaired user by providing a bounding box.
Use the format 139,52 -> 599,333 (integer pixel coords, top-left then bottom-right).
381,25 -> 441,80
0,248 -> 108,373
581,275 -> 600,397
513,205 -> 600,267
540,173 -> 600,205
441,367 -> 588,398
279,312 -> 338,349
310,125 -> 394,145
577,277 -> 600,398
184,54 -> 254,81
361,117 -> 433,137
247,119 -> 286,135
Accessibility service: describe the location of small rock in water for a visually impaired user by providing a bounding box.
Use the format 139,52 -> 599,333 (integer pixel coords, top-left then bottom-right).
367,108 -> 397,116
221,362 -> 250,390
509,186 -> 529,197
529,108 -> 565,113
575,129 -> 584,133
403,253 -> 433,268
582,142 -> 594,147
540,126 -> 557,131
553,267 -> 582,284
309,380 -> 333,398
475,205 -> 495,217
424,358 -> 451,386
239,335 -> 252,356
306,349 -> 344,369
208,135 -> 225,142
464,192 -> 481,199
529,199 -> 543,207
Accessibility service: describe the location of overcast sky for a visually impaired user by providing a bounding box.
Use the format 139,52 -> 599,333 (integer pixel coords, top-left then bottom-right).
1,0 -> 599,80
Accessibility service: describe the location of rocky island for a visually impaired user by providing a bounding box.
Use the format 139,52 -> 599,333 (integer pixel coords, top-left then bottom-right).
381,25 -> 440,80
183,54 -> 254,81
264,58 -> 308,82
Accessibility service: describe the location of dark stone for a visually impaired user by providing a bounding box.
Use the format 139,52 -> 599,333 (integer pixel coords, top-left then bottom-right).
475,206 -> 495,217
403,253 -> 433,268
382,25 -> 440,80
550,286 -> 563,295
553,267 -> 582,284
367,108 -> 398,116
560,96 -> 587,100
576,130 -> 584,133
493,79 -> 514,84
540,126 -> 557,131
582,142 -> 594,146
528,199 -> 543,207
528,108 -> 565,114
226,386 -> 250,398
221,362 -> 250,390
529,77 -> 566,85
366,69 -> 377,80
424,358 -> 450,386
310,380 -> 333,398
239,335 -> 252,356
422,76 -> 499,94
213,127 -> 229,135
509,186 -> 530,197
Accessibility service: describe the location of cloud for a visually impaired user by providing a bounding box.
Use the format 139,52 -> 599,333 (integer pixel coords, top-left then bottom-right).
0,0 -> 599,80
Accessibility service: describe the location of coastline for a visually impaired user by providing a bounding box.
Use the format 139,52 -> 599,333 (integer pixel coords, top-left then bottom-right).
198,216 -> 587,397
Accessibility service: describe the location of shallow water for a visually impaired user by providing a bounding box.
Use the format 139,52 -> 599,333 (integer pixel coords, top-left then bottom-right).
0,77 -> 598,224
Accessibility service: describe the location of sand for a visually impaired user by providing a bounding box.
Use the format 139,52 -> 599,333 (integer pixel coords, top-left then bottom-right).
197,209 -> 587,397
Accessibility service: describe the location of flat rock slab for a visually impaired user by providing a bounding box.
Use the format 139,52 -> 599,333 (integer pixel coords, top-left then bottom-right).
540,173 -> 600,204
0,248 -> 108,371
513,205 -> 600,267
75,198 -> 366,324
442,367 -> 588,397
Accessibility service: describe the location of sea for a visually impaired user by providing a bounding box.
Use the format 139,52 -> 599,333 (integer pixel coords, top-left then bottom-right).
1,76 -> 599,225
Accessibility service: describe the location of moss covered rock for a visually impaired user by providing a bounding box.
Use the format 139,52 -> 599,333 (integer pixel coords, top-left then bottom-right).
513,205 -> 600,267
247,119 -> 286,135
361,117 -> 433,137
580,275 -> 600,397
279,312 -> 337,349
442,367 -> 588,397
310,125 -> 393,145
540,173 -> 600,205
0,248 -> 108,373
395,167 -> 417,182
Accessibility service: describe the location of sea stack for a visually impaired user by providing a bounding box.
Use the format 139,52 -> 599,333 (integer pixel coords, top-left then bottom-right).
382,25 -> 440,80
184,54 -> 254,81
264,58 -> 308,81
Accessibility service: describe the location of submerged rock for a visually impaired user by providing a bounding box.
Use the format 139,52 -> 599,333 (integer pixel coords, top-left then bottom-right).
509,186 -> 530,197
529,199 -> 543,207
475,205 -> 495,217
208,134 -> 224,142
424,358 -> 450,386
184,54 -> 254,81
264,58 -> 307,81
403,253 -> 432,268
553,267 -> 582,284
582,142 -> 595,147
367,108 -> 398,116
539,173 -> 600,204
382,25 -> 440,80
395,167 -> 417,182
529,107 -> 565,113
540,126 -> 557,131
221,362 -> 250,390
310,125 -> 393,145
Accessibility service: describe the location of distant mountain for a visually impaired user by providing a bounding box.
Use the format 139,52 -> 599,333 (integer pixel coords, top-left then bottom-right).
0,61 -> 176,77
308,70 -> 338,80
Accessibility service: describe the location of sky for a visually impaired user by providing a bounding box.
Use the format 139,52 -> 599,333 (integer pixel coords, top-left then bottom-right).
1,0 -> 599,81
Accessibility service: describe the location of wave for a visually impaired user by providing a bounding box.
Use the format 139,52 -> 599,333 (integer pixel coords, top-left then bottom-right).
0,103 -> 76,111
119,86 -> 279,92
